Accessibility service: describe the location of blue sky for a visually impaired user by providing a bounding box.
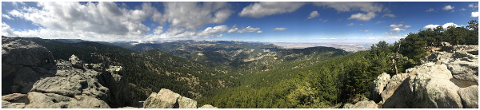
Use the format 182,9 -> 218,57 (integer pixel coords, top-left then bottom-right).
1,1 -> 478,43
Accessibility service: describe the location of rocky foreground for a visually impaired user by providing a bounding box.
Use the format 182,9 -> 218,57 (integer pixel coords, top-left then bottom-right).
1,37 -> 216,108
347,44 -> 478,108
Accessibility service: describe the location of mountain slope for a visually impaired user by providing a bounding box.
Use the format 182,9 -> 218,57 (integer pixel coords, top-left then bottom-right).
9,37 -> 233,100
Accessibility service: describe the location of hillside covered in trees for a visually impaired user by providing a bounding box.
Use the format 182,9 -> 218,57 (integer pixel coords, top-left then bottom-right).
2,20 -> 477,108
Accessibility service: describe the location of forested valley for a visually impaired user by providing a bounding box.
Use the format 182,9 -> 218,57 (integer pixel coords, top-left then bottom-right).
4,20 -> 477,108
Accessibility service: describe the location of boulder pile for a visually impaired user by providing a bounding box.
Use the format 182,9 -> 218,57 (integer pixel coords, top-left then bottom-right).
363,44 -> 478,108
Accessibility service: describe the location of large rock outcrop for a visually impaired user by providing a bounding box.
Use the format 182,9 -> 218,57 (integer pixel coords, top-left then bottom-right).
2,37 -> 56,94
2,38 -> 137,108
370,44 -> 478,108
143,88 -> 197,108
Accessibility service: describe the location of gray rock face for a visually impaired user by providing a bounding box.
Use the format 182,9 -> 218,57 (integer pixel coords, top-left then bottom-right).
178,96 -> 197,108
144,88 -> 181,108
25,92 -> 109,108
458,85 -> 478,108
2,38 -> 137,108
2,37 -> 56,94
199,104 -> 218,109
376,45 -> 478,108
143,88 -> 200,108
369,72 -> 391,103
350,100 -> 378,108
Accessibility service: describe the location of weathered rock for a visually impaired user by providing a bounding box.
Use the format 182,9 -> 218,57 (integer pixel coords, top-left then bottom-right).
199,104 -> 217,109
24,92 -> 109,108
2,101 -> 26,108
143,88 -> 181,108
370,72 -> 391,103
380,73 -> 412,104
342,103 -> 354,108
458,85 -> 478,108
2,93 -> 29,108
372,45 -> 479,108
351,100 -> 378,108
178,96 -> 197,108
411,73 -> 462,108
2,37 -> 56,94
446,60 -> 478,83
143,88 -> 198,108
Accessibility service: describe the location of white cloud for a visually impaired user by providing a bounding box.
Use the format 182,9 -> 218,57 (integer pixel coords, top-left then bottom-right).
423,22 -> 459,30
382,13 -> 396,18
6,2 -> 157,37
426,8 -> 435,12
469,3 -> 478,8
314,2 -> 383,21
404,25 -> 411,28
460,8 -> 466,11
323,19 -> 328,22
423,24 -> 441,30
472,12 -> 479,17
390,24 -> 403,28
368,33 -> 375,36
2,2 -> 237,41
443,5 -> 454,10
313,2 -> 383,13
2,14 -> 12,20
307,11 -> 319,19
359,24 -> 364,26
272,27 -> 287,31
389,24 -> 408,32
227,25 -> 262,33
197,25 -> 229,36
153,26 -> 163,35
238,2 -> 305,18
376,20 -> 385,24
2,22 -> 18,37
348,12 -> 376,21
359,30 -> 369,32
162,2 -> 232,29
347,23 -> 354,26
391,28 -> 405,32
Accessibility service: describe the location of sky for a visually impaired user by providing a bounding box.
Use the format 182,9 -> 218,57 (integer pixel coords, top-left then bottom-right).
1,1 -> 479,44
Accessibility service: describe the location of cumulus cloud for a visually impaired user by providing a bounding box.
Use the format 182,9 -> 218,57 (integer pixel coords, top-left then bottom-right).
443,5 -> 454,10
382,13 -> 396,18
153,26 -> 163,35
6,2 -> 158,37
472,12 -> 479,17
426,8 -> 435,12
389,24 -> 408,32
197,25 -> 229,36
314,2 -> 383,21
348,12 -> 376,21
272,27 -> 287,31
307,11 -> 319,19
314,2 -> 383,12
391,28 -> 405,32
162,2 -> 232,29
390,24 -> 403,28
423,22 -> 459,30
404,25 -> 411,28
2,2 -> 238,41
239,2 -> 305,18
2,14 -> 12,20
227,25 -> 262,33
347,23 -> 354,26
469,3 -> 478,8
